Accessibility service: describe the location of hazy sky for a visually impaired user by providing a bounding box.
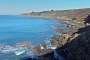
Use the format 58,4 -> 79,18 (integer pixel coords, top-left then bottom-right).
0,0 -> 90,15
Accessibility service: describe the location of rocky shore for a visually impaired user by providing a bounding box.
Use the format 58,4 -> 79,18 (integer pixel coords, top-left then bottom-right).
0,8 -> 87,60
21,8 -> 90,60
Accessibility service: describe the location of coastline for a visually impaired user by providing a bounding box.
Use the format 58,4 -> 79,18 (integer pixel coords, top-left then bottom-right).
0,8 -> 89,60
21,8 -> 90,60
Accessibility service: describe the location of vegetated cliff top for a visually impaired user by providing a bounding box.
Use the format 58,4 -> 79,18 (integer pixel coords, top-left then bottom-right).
22,8 -> 90,17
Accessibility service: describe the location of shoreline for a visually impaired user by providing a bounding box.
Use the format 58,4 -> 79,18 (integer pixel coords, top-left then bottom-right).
0,13 -> 89,60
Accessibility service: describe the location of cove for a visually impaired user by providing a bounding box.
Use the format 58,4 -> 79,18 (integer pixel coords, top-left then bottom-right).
0,15 -> 64,45
0,15 -> 65,60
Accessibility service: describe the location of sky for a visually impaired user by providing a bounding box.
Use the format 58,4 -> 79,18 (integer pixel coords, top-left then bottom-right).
0,0 -> 90,15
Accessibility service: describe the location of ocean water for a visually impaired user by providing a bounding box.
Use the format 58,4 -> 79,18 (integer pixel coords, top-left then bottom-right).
0,15 -> 62,45
0,15 -> 64,60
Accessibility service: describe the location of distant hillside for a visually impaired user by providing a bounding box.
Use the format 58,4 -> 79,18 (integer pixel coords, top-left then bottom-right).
22,8 -> 90,18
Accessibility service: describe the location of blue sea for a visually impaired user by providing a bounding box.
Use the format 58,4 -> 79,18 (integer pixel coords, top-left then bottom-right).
0,15 -> 64,60
0,15 -> 62,44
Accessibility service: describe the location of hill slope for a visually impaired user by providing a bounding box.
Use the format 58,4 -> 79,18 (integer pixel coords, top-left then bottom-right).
22,8 -> 90,18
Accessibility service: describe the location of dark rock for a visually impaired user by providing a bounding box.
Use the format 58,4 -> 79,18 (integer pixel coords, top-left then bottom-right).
60,15 -> 90,60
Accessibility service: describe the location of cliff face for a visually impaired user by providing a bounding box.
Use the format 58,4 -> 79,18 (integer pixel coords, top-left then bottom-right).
21,15 -> 90,60
60,26 -> 90,60
60,15 -> 90,60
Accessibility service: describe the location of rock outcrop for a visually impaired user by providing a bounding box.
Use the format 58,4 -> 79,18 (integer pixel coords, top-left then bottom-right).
21,15 -> 90,60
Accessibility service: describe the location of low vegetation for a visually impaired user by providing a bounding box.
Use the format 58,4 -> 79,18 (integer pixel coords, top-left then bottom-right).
22,8 -> 90,60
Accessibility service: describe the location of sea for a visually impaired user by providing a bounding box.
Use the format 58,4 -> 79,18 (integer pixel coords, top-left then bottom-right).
0,15 -> 65,60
